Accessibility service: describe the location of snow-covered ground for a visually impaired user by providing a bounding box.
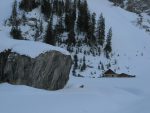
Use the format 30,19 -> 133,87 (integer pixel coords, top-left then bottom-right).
0,0 -> 150,113
0,77 -> 150,113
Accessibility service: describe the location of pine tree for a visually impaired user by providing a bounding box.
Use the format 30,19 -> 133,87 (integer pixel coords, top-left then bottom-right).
81,56 -> 86,71
10,27 -> 22,40
97,13 -> 105,46
72,69 -> 76,76
76,10 -> 82,33
104,28 -> 112,58
39,19 -> 43,33
53,0 -> 64,16
10,0 -> 18,27
61,0 -> 65,13
44,18 -> 55,45
55,16 -> 65,44
86,12 -> 96,44
34,27 -> 40,41
91,13 -> 96,36
77,0 -> 81,9
74,54 -> 78,70
41,0 -> 52,19
53,0 -> 58,14
101,63 -> 104,70
77,0 -> 90,34
73,0 -> 77,10
67,29 -> 76,46
65,9 -> 75,32
65,0 -> 71,13
65,12 -> 71,32
72,6 -> 77,22
83,0 -> 90,33
77,0 -> 89,32
57,1 -> 63,16
10,1 -> 22,40
72,53 -> 78,76
19,0 -> 39,12
55,16 -> 64,36
22,12 -> 27,25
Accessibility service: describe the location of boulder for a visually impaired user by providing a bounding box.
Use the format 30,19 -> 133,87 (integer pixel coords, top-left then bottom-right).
0,50 -> 72,90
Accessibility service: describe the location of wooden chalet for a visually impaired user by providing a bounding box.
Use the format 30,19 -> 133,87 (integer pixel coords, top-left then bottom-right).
102,69 -> 136,78
102,69 -> 118,77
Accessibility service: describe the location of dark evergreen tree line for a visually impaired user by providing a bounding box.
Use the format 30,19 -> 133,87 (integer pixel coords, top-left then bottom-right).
77,0 -> 89,33
41,0 -> 52,19
10,0 -> 22,40
19,0 -> 39,12
9,0 -> 113,59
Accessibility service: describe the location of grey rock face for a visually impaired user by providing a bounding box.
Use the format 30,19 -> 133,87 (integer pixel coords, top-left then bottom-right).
0,50 -> 72,90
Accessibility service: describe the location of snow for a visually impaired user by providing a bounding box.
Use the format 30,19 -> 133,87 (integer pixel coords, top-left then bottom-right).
0,0 -> 69,57
0,77 -> 150,113
86,0 -> 150,76
0,38 -> 70,58
0,0 -> 150,113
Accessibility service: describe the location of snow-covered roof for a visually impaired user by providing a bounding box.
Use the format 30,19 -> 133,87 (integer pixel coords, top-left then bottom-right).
104,69 -> 116,75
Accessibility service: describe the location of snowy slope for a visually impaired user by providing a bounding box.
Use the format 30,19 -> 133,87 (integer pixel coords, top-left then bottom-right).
0,0 -> 69,57
87,0 -> 150,76
0,0 -> 150,113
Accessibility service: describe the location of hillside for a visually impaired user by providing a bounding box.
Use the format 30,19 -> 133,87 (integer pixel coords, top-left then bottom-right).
1,0 -> 150,77
0,0 -> 150,113
109,0 -> 150,33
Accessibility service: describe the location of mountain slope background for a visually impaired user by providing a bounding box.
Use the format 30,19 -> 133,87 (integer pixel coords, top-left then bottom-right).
0,0 -> 150,113
1,0 -> 150,77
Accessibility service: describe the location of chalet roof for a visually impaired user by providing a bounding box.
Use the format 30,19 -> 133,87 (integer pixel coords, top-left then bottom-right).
119,73 -> 129,76
104,69 -> 116,75
119,73 -> 135,77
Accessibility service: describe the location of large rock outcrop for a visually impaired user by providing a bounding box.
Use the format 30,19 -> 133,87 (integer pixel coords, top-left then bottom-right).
0,50 -> 72,90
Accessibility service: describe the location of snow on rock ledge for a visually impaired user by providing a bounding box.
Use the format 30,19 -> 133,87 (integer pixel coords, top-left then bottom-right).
0,38 -> 70,58
0,39 -> 72,90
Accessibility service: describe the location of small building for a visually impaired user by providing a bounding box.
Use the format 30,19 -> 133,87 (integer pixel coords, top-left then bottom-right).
102,69 -> 136,78
119,73 -> 135,78
102,69 -> 118,77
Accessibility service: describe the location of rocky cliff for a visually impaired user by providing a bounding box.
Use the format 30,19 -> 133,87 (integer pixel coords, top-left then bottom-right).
0,50 -> 72,90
